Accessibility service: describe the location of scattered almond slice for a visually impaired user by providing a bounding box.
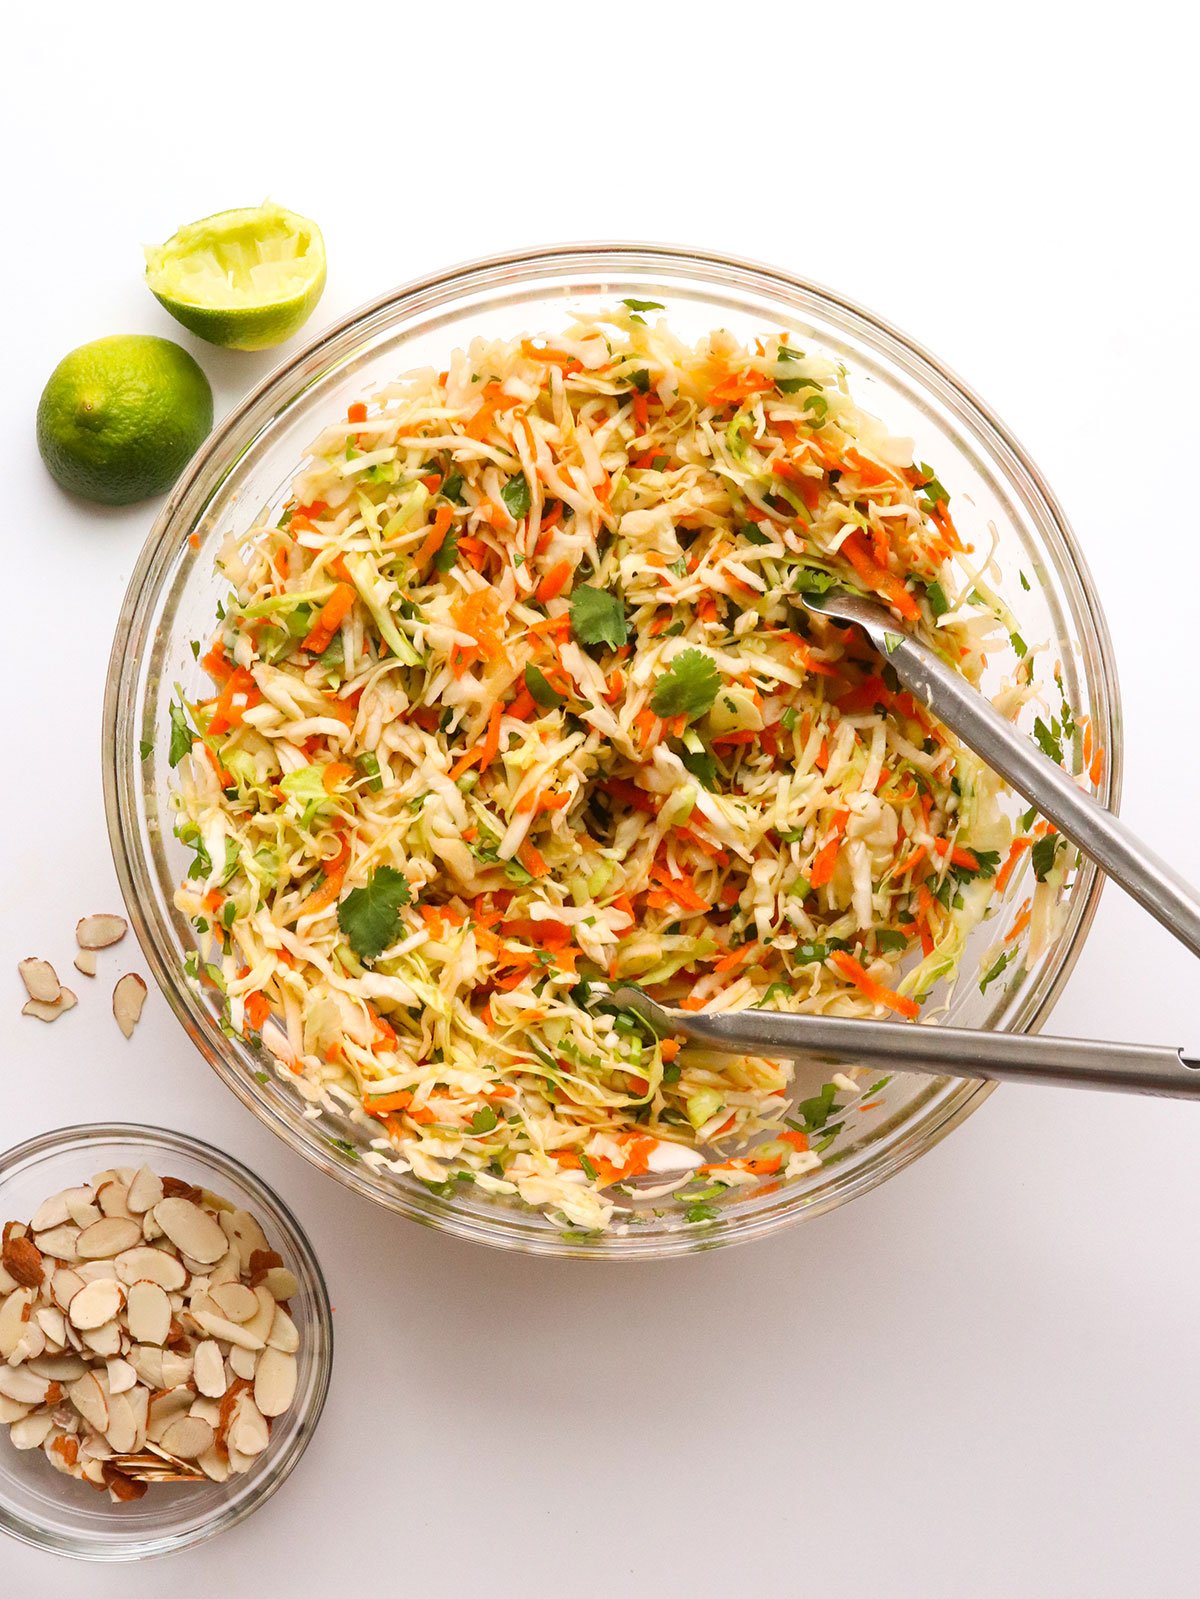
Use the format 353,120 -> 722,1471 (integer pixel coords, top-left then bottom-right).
19,958 -> 61,1004
76,913 -> 128,950
73,949 -> 98,978
112,973 -> 148,1038
22,988 -> 77,1023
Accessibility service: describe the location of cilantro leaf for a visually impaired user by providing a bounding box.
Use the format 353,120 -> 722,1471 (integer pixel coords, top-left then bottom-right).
680,747 -> 718,790
925,580 -> 950,618
433,523 -> 460,573
1031,834 -> 1062,882
951,848 -> 1001,883
569,585 -> 628,649
793,566 -> 836,594
441,470 -> 465,504
1032,717 -> 1064,764
876,928 -> 909,952
337,866 -> 412,960
651,650 -> 720,722
629,368 -> 651,393
525,664 -> 563,710
622,298 -> 664,312
501,474 -> 532,520
980,952 -> 1009,993
168,700 -> 195,767
792,1082 -> 839,1131
469,1106 -> 498,1134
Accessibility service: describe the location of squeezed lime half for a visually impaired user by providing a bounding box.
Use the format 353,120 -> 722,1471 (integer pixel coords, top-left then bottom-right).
144,201 -> 326,351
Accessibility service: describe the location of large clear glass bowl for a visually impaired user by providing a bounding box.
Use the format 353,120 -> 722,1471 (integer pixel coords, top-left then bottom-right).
103,244 -> 1121,1259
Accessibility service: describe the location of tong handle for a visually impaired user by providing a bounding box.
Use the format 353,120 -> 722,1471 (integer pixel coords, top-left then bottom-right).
613,991 -> 1200,1099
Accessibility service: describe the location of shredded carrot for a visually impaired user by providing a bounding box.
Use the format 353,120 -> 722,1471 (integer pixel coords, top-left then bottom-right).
322,761 -> 354,793
518,841 -> 549,878
830,950 -> 920,1020
535,559 -> 573,604
995,837 -> 1031,894
302,582 -> 356,655
414,505 -> 454,569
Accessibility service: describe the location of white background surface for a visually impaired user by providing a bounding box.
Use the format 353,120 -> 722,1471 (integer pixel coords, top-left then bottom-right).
4,4 -> 1199,1593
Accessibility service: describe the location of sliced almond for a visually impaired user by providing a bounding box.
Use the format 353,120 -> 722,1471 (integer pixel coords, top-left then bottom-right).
244,1283 -> 277,1340
67,1278 -> 125,1331
253,1348 -> 297,1417
104,1390 -> 139,1455
65,1186 -> 101,1226
80,1321 -> 124,1357
0,1394 -> 34,1423
260,1266 -> 300,1302
0,1287 -> 36,1358
114,1245 -> 186,1291
34,1305 -> 67,1347
266,1305 -> 299,1354
30,1191 -> 72,1233
229,1393 -> 270,1457
207,1281 -> 258,1324
50,1268 -> 84,1311
127,1346 -> 164,1390
10,1409 -> 55,1450
126,1280 -> 172,1346
22,988 -> 77,1023
77,914 -> 128,950
35,1224 -> 81,1262
76,1216 -> 142,1259
73,949 -> 98,978
106,1358 -> 137,1395
159,1414 -> 214,1460
18,958 -> 61,1004
29,1352 -> 87,1382
10,1322 -> 47,1363
67,1372 -> 109,1433
0,1366 -> 51,1404
191,1308 -> 265,1351
197,1444 -> 230,1482
97,1182 -> 132,1220
75,1259 -> 119,1284
219,1208 -> 270,1269
146,1386 -> 192,1443
228,1344 -> 258,1380
161,1349 -> 194,1388
153,1197 -> 228,1264
125,1167 -> 165,1215
193,1339 -> 228,1398
112,972 -> 147,1038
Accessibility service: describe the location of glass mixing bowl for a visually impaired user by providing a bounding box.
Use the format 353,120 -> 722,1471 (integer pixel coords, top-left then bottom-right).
103,244 -> 1120,1259
0,1124 -> 333,1560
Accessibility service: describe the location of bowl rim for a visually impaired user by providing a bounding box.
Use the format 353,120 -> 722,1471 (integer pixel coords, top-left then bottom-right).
0,1121 -> 333,1561
102,241 -> 1122,1259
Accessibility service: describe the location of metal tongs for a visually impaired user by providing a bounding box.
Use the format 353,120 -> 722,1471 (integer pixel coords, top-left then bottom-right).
613,591 -> 1200,1100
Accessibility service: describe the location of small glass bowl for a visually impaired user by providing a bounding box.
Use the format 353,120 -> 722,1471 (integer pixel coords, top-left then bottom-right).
0,1124 -> 333,1562
104,244 -> 1121,1258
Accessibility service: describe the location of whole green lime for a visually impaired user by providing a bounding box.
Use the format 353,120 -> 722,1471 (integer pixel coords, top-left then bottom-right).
36,334 -> 213,505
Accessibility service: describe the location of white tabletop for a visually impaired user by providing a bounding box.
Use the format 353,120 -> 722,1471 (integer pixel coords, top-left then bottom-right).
4,5 -> 1199,1594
